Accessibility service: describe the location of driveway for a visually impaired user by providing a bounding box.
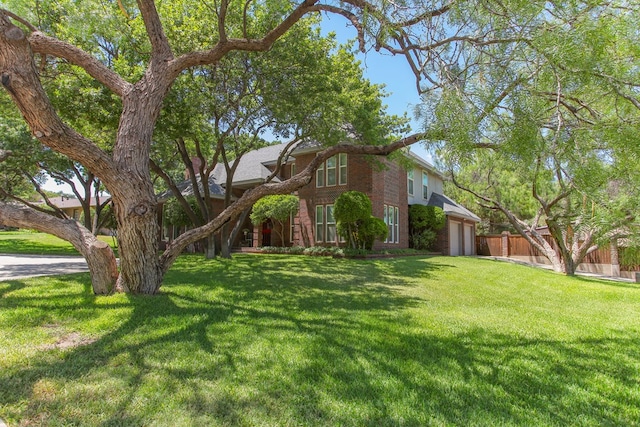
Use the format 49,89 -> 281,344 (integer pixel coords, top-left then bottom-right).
0,254 -> 88,281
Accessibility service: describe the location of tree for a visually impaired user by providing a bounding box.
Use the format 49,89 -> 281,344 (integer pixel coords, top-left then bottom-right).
250,195 -> 299,246
151,23 -> 401,259
334,191 -> 387,250
0,0 -> 448,294
418,2 -> 640,274
8,1 -> 630,292
408,205 -> 445,250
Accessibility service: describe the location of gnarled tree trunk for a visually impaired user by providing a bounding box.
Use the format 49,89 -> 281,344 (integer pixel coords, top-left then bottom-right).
0,202 -> 118,294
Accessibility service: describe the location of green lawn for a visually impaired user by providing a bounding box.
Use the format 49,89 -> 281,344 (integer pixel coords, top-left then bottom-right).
1,254 -> 639,426
0,230 -> 117,256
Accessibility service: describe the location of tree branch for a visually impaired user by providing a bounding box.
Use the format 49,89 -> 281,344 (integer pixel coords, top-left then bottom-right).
136,0 -> 173,63
160,131 -> 434,269
28,32 -> 130,97
169,0 -> 319,74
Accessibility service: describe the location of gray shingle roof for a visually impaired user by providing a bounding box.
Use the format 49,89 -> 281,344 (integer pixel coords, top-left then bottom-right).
427,192 -> 480,222
157,175 -> 226,202
213,143 -> 290,186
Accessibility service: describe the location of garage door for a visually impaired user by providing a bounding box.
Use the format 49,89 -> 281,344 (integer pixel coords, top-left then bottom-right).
464,224 -> 474,255
449,221 -> 462,256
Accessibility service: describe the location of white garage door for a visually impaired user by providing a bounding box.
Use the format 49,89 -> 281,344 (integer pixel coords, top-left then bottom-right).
449,221 -> 462,256
464,224 -> 474,255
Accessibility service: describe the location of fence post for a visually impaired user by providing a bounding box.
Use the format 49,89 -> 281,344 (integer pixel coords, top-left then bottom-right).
610,238 -> 620,277
501,231 -> 510,258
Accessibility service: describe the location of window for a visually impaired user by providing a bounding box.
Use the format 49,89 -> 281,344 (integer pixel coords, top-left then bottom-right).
339,153 -> 347,185
316,162 -> 325,187
315,205 -> 324,242
407,170 -> 414,196
315,205 -> 336,243
326,156 -> 337,186
384,205 -> 400,244
422,171 -> 429,200
291,163 -> 296,178
394,207 -> 399,244
326,205 -> 336,242
316,155 -> 348,187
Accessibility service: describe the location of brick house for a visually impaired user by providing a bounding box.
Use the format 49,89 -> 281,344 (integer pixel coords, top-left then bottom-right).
160,142 -> 480,255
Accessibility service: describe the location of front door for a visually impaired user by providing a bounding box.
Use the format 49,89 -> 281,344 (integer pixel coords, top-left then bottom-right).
262,221 -> 272,246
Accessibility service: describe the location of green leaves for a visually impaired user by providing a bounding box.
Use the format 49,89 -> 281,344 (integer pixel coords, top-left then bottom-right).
250,195 -> 299,225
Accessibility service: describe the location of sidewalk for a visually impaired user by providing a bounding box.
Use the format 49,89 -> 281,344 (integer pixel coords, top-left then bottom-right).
0,254 -> 88,281
478,256 -> 637,284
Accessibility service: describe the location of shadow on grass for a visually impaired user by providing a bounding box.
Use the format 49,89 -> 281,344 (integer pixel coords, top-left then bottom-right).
1,255 -> 639,425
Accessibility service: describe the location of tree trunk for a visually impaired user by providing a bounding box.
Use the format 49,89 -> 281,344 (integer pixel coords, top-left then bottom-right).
220,225 -> 231,259
0,202 -> 118,294
111,187 -> 163,294
204,235 -> 216,259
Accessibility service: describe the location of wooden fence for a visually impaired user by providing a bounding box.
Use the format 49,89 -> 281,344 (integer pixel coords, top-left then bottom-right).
477,232 -> 639,273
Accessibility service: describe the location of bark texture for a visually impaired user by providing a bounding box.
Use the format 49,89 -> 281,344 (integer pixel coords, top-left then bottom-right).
0,3 -> 433,294
0,203 -> 118,294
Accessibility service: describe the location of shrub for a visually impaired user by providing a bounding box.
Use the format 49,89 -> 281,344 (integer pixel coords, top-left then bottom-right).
410,229 -> 438,250
334,191 -> 386,249
409,205 -> 446,232
359,216 -> 388,250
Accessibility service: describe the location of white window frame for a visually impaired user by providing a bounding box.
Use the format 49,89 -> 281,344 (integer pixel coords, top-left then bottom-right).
326,156 -> 337,187
383,205 -> 389,243
384,204 -> 399,244
422,171 -> 429,200
408,169 -> 414,196
315,205 -> 324,242
338,153 -> 348,185
326,204 -> 336,243
316,163 -> 325,187
394,206 -> 400,244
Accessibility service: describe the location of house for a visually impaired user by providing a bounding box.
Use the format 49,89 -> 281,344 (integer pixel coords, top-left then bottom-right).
46,196 -> 105,221
160,141 -> 480,255
46,196 -> 85,220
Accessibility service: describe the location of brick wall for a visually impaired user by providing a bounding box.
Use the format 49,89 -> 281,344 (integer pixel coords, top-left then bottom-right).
295,151 -> 410,249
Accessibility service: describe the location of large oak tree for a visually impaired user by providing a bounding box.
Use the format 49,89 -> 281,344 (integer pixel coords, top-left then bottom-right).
0,0 -> 444,294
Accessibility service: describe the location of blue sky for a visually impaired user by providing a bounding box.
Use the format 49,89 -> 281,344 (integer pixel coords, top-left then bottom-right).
320,15 -> 432,162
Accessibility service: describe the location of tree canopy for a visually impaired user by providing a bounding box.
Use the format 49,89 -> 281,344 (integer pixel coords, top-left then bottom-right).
419,1 -> 640,274
1,0 -> 638,291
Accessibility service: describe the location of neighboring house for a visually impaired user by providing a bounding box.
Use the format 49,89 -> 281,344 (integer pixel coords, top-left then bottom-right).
160,141 -> 480,255
47,196 -> 100,221
46,195 -> 115,235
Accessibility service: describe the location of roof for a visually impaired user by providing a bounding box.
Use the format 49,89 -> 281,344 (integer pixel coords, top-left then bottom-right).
46,196 -> 101,209
213,143 -> 291,188
427,192 -> 481,222
157,175 -> 226,202
406,150 -> 445,179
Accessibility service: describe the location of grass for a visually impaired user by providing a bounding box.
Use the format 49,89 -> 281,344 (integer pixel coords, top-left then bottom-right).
0,230 -> 117,256
1,254 -> 639,426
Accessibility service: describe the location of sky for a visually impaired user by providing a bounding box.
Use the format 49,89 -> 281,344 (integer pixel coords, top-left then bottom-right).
320,15 -> 431,161
44,13 -> 432,193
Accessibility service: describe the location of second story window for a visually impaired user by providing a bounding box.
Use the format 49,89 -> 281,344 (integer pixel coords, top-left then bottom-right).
326,156 -> 337,186
422,171 -> 429,200
316,162 -> 325,187
316,154 -> 348,188
408,170 -> 414,196
338,153 -> 347,185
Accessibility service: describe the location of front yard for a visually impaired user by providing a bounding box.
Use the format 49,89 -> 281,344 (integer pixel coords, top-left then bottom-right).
1,253 -> 639,425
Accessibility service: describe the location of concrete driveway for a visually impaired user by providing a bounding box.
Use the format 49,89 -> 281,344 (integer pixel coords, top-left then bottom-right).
0,254 -> 89,281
